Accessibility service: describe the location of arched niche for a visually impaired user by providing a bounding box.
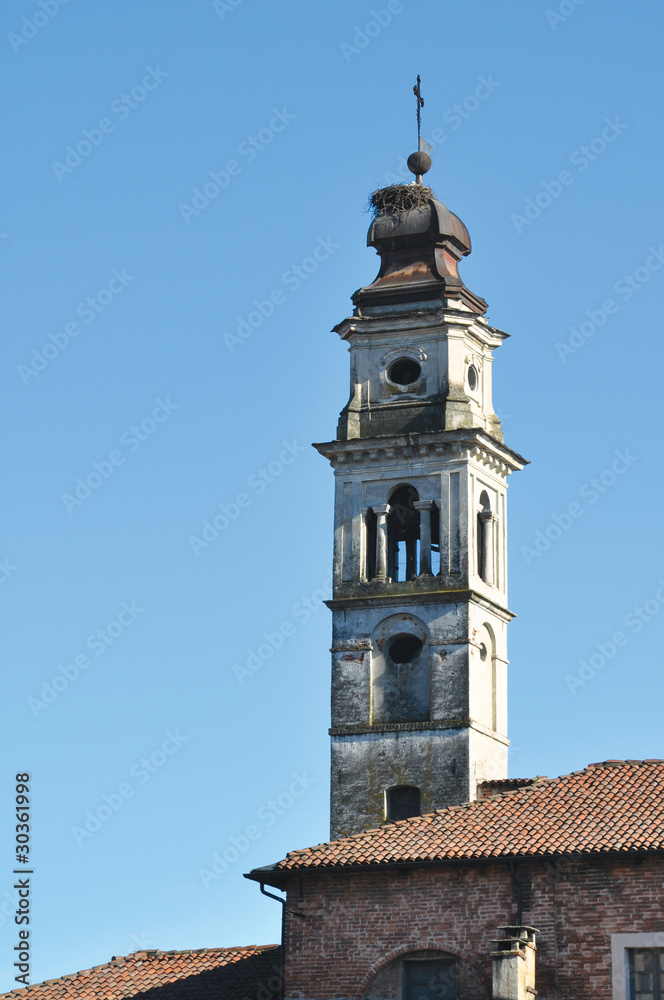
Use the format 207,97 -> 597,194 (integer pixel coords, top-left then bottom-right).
371,614 -> 430,724
472,622 -> 496,731
362,948 -> 489,1000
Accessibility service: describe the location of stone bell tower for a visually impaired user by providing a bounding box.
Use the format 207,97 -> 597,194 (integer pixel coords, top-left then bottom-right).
314,147 -> 527,840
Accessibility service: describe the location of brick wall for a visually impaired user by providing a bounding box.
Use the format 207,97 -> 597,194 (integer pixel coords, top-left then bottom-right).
281,854 -> 664,999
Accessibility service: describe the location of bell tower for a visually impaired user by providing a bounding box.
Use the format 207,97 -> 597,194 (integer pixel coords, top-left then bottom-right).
314,141 -> 527,840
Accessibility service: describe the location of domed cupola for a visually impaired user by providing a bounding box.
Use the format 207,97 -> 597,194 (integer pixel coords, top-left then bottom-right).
353,151 -> 487,314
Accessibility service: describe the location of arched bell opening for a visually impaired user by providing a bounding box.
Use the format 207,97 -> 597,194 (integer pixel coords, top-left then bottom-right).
363,487 -> 439,583
387,485 -> 420,582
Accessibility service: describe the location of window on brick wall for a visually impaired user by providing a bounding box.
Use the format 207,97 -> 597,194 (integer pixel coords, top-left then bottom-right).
630,950 -> 664,1000
403,959 -> 457,1000
611,934 -> 664,1000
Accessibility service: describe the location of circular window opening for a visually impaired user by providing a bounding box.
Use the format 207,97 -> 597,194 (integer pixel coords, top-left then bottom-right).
468,365 -> 478,391
388,358 -> 421,386
388,633 -> 424,664
479,643 -> 488,661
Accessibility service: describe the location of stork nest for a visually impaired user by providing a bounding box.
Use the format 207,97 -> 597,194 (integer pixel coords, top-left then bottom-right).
368,183 -> 434,218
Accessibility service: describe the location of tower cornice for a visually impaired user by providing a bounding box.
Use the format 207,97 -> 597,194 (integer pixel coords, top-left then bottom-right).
324,588 -> 516,622
329,720 -> 511,744
313,428 -> 528,479
334,309 -> 508,351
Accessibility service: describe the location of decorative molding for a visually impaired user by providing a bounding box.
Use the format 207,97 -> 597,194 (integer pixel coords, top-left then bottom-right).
330,639 -> 372,653
327,589 -> 515,623
330,720 -> 468,737
333,311 -> 507,352
313,429 -> 527,478
470,445 -> 511,477
330,719 -> 509,743
466,351 -> 484,372
380,345 -> 428,367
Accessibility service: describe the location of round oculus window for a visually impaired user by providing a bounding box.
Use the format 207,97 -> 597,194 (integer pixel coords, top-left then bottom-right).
388,633 -> 424,664
388,358 -> 421,386
468,365 -> 478,391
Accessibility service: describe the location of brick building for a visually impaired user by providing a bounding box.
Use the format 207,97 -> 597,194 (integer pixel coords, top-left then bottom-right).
250,761 -> 664,1000
7,150 -> 663,1000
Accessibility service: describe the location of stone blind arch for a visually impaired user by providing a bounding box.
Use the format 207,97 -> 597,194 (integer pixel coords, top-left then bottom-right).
359,941 -> 490,1000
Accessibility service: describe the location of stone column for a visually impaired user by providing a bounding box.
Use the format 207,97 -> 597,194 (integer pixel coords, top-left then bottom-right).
373,504 -> 391,581
491,926 -> 538,1000
360,508 -> 371,581
480,511 -> 496,585
414,500 -> 433,576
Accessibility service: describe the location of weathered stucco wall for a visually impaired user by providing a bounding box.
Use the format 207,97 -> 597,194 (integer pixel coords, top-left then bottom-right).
330,596 -> 509,838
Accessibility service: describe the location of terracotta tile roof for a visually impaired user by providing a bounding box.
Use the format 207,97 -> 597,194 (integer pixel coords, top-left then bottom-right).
477,778 -> 538,798
1,944 -> 281,1000
253,760 -> 664,877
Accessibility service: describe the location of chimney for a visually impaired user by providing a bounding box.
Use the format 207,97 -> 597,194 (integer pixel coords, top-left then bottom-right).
491,926 -> 538,1000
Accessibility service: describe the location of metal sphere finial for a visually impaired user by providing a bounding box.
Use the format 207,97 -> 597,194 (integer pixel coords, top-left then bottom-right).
407,150 -> 432,183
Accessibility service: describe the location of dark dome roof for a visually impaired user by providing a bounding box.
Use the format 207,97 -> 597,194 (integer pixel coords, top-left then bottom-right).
353,183 -> 485,314
367,192 -> 471,259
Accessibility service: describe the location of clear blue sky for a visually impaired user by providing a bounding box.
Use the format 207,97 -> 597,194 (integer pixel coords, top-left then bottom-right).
1,0 -> 663,989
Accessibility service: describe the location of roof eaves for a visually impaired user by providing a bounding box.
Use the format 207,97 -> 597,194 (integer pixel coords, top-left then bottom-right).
251,845 -> 664,884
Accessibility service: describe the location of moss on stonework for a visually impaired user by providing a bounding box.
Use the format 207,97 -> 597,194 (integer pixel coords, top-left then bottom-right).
367,184 -> 435,218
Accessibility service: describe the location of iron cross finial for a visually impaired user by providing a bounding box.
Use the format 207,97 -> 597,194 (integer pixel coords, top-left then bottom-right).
413,75 -> 424,141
